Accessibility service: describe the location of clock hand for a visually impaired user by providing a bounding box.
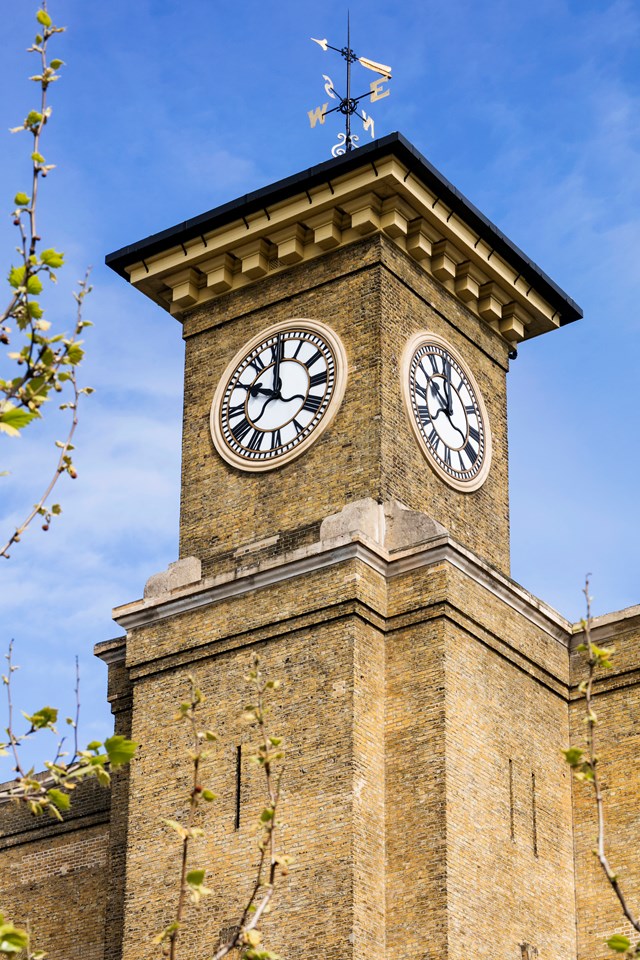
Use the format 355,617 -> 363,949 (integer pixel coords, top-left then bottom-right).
444,359 -> 453,416
278,392 -> 306,404
238,381 -> 278,399
429,379 -> 449,411
273,334 -> 283,396
249,394 -> 277,425
428,378 -> 465,442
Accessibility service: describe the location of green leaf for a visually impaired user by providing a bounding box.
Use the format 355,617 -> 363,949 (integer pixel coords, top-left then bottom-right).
13,193 -> 30,206
24,705 -> 58,729
66,343 -> 84,365
104,734 -> 137,768
201,789 -> 216,802
47,788 -> 71,812
607,934 -> 631,953
49,59 -> 64,70
40,248 -> 64,268
186,869 -> 206,887
31,152 -> 45,163
0,923 -> 29,954
26,300 -> 44,318
8,266 -> 25,289
36,9 -> 52,26
26,274 -> 43,295
561,747 -> 584,767
25,110 -> 43,127
0,405 -> 37,437
85,740 -> 102,751
163,819 -> 188,840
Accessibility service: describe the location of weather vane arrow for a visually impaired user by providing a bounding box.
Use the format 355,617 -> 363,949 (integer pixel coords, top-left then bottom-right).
307,16 -> 393,157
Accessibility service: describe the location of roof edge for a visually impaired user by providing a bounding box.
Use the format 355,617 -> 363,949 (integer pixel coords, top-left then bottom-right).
105,132 -> 582,325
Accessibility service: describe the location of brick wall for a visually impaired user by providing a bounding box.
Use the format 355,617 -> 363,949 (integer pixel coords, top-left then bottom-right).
0,777 -> 110,960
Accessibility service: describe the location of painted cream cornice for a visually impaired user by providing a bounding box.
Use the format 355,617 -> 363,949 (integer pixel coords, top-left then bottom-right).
124,154 -> 561,345
111,526 -> 572,645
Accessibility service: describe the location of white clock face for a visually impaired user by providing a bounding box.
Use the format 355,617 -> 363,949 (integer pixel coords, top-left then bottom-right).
211,319 -> 347,471
402,332 -> 492,492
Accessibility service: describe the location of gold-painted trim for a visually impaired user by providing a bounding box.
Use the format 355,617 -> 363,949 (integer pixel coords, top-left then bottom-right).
210,318 -> 348,473
400,331 -> 493,493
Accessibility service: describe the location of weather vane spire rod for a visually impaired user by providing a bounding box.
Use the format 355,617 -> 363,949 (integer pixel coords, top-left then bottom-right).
308,16 -> 393,157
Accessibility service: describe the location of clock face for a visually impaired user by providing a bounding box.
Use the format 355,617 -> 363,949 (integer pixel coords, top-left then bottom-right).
211,319 -> 347,471
402,332 -> 492,492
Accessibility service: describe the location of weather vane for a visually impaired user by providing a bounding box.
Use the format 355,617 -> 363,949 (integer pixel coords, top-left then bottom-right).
308,16 -> 392,158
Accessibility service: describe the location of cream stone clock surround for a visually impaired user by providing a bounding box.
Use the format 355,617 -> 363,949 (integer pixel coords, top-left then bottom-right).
210,318 -> 348,472
401,331 -> 492,492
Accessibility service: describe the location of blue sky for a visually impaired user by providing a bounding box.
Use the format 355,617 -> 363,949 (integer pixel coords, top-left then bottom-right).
1,0 -> 639,770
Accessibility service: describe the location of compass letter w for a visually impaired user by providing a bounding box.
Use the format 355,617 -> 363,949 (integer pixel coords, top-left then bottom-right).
308,103 -> 329,128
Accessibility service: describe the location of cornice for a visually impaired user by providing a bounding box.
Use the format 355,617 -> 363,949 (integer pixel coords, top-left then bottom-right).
112,531 -> 571,646
105,135 -> 582,346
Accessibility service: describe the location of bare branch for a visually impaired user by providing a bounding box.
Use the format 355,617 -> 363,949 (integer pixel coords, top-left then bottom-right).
580,577 -> 640,936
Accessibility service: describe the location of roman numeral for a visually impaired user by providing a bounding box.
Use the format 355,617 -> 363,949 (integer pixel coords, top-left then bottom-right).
464,441 -> 478,465
293,340 -> 304,359
231,417 -> 252,443
428,353 -> 439,374
248,354 -> 265,373
415,382 -> 428,401
292,418 -> 304,435
302,394 -> 322,413
271,429 -> 282,449
306,349 -> 322,368
417,403 -> 430,425
228,402 -> 245,419
465,404 -> 476,415
469,426 -> 480,443
246,429 -> 263,452
444,447 -> 452,468
427,427 -> 439,448
309,370 -> 327,388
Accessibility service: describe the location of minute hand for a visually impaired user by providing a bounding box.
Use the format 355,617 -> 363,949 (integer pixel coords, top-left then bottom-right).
443,360 -> 453,415
273,334 -> 283,395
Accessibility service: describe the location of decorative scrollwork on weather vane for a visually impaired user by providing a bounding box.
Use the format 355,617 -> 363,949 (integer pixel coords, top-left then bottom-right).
307,17 -> 392,157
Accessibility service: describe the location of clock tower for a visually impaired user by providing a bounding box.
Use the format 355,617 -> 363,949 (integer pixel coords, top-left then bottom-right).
103,133 -> 586,960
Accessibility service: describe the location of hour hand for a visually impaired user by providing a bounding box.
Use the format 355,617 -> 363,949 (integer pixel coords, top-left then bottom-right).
238,381 -> 277,399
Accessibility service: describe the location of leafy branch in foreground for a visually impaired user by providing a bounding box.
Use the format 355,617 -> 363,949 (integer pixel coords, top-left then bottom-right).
1,2 -> 93,558
0,642 -> 137,959
0,641 -> 137,815
563,577 -> 640,957
156,659 -> 289,960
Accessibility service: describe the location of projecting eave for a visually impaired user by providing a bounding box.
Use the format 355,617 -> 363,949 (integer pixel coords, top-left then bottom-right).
105,132 -> 582,344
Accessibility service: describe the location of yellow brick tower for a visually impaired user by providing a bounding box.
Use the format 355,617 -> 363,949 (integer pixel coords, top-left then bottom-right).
100,133 -> 589,960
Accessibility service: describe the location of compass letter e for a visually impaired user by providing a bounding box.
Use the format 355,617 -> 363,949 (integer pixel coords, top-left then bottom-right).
308,103 -> 329,128
369,76 -> 390,102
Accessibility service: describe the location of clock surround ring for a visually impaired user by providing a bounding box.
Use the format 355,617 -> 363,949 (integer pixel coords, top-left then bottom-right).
401,330 -> 492,493
210,318 -> 348,472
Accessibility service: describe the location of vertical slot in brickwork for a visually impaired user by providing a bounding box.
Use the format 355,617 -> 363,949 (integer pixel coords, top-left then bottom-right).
235,744 -> 242,831
531,771 -> 538,858
509,758 -> 515,842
